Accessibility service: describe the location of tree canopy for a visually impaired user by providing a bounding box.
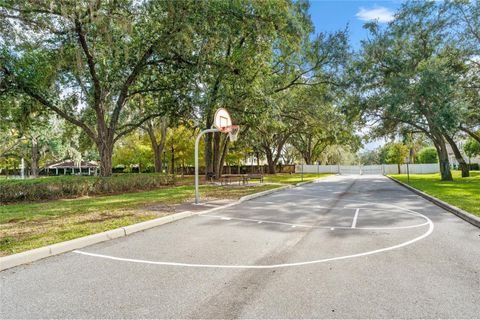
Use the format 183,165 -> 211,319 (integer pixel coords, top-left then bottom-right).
1,1 -> 478,179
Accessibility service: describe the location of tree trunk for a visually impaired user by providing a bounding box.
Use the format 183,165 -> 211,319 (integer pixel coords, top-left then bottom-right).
397,163 -> 401,174
256,152 -> 260,173
98,140 -> 114,177
460,126 -> 480,144
432,134 -> 452,181
146,119 -> 168,173
215,137 -> 228,178
170,144 -> 175,175
203,108 -> 215,178
264,148 -> 276,174
30,137 -> 39,177
212,132 -> 221,178
153,146 -> 163,173
303,153 -> 312,165
204,132 -> 213,176
444,134 -> 469,177
262,135 -> 291,174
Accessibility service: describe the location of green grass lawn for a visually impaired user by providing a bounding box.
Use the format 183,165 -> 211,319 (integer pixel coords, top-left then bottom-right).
390,171 -> 480,217
264,173 -> 332,184
0,183 -> 281,255
0,172 -> 333,255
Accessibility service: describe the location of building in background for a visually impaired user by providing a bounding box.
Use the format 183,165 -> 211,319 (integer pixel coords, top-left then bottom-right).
44,160 -> 99,176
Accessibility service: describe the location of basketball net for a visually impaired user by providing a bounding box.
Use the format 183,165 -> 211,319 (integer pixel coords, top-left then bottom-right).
220,125 -> 240,142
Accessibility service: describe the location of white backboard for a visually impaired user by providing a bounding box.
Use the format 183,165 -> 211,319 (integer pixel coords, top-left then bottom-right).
214,108 -> 232,130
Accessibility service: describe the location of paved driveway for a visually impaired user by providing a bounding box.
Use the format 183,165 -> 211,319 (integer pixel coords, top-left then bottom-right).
1,175 -> 479,318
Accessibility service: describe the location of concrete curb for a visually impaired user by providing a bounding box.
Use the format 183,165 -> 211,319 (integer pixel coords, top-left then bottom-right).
0,183 -> 299,271
387,175 -> 480,229
239,185 -> 292,201
295,180 -> 317,187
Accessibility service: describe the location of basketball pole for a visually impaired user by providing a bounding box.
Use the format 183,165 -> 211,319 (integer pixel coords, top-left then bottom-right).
195,128 -> 219,204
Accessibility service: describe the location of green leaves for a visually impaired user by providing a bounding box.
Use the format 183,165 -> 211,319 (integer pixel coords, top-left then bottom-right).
357,1 -> 472,138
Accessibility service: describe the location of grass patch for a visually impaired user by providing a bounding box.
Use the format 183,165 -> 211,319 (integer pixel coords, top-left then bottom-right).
389,171 -> 480,217
0,183 -> 279,255
264,173 -> 332,184
0,173 -> 333,255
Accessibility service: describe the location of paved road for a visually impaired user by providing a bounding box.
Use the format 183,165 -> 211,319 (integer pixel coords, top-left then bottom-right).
1,175 -> 479,318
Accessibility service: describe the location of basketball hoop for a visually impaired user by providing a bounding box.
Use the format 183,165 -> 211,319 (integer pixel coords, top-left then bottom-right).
220,125 -> 240,142
195,108 -> 240,204
214,108 -> 240,142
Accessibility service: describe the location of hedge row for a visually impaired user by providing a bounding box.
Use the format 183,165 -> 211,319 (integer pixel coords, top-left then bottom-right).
0,174 -> 174,203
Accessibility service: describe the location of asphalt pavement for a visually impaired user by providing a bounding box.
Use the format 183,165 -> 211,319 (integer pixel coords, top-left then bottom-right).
1,175 -> 479,318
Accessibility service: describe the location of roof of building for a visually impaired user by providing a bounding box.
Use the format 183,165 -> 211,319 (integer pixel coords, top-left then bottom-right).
45,160 -> 98,169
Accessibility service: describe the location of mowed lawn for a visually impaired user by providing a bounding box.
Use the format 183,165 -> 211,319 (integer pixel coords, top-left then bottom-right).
390,171 -> 480,217
0,173 -> 331,256
0,184 -> 278,256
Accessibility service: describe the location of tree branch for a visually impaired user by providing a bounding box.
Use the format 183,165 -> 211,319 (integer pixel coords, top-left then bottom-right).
114,112 -> 164,143
2,66 -> 96,140
74,18 -> 101,106
110,46 -> 155,131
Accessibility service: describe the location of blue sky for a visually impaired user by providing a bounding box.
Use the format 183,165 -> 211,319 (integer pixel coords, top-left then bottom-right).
308,1 -> 405,151
308,0 -> 403,50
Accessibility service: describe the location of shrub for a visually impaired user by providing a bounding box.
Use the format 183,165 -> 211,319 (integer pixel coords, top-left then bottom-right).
416,147 -> 438,164
469,163 -> 479,171
0,174 -> 174,203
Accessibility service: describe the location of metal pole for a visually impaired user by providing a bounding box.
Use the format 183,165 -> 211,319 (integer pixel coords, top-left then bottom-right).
163,151 -> 166,173
301,159 -> 304,182
21,158 -> 25,179
195,128 -> 219,204
407,161 -> 410,184
408,147 -> 413,184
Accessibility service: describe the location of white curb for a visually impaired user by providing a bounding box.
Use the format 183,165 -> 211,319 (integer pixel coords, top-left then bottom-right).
0,182 -> 306,271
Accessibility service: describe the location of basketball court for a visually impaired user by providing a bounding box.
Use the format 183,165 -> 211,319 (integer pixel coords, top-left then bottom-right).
1,174 -> 479,318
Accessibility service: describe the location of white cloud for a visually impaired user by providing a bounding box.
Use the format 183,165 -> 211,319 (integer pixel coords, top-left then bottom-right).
356,7 -> 395,23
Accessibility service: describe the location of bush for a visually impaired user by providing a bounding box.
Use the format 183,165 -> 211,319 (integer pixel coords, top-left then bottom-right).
469,163 -> 479,171
416,147 -> 438,164
0,174 -> 174,203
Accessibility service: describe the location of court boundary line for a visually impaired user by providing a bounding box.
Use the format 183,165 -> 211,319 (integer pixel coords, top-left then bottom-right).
352,208 -> 360,228
198,214 -> 429,231
74,198 -> 434,269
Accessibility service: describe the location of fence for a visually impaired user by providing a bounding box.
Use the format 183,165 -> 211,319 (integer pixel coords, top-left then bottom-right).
178,164 -> 296,175
1,163 -> 440,178
296,163 -> 440,175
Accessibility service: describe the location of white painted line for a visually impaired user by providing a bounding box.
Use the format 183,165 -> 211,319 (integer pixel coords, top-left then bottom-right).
352,208 -> 360,228
73,209 -> 434,269
73,197 -> 436,270
200,214 -> 428,231
202,214 -> 313,229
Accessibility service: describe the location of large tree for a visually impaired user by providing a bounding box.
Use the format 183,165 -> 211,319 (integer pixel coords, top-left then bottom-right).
189,0 -> 313,178
0,0 -> 195,176
249,25 -> 349,173
0,93 -> 66,176
250,98 -> 298,174
290,87 -> 358,165
355,1 -> 470,181
453,1 -> 480,144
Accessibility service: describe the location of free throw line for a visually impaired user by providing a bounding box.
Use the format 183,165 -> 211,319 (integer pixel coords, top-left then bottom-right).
352,208 -> 360,228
